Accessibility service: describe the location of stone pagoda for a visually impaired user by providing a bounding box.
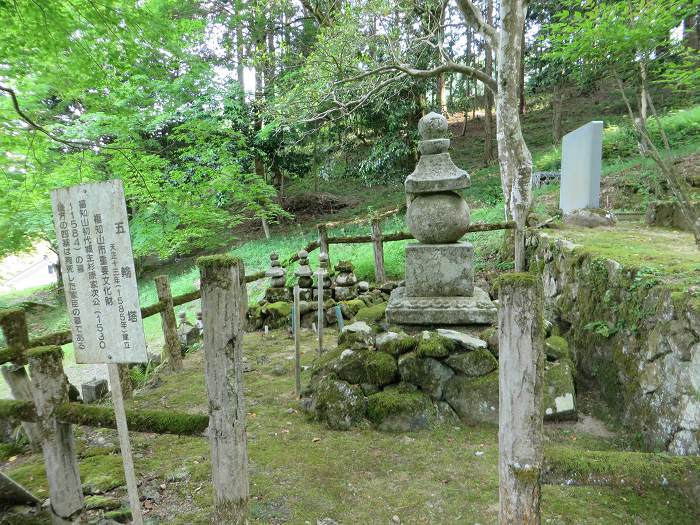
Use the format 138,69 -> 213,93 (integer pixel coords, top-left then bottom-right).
295,250 -> 314,301
265,252 -> 289,302
386,112 -> 497,325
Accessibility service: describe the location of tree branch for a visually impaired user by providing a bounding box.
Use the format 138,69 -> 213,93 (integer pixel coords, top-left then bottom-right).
336,62 -> 497,94
455,0 -> 499,49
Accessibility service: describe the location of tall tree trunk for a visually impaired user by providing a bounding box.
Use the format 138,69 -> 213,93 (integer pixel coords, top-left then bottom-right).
483,0 -> 495,165
519,24 -> 526,115
552,83 -> 564,144
495,0 -> 534,221
437,74 -> 448,114
236,21 -> 245,87
684,12 -> 699,50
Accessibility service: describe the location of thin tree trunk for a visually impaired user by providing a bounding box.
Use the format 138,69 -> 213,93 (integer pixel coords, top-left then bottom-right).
437,74 -> 447,114
483,0 -> 495,165
495,0 -> 534,220
519,24 -> 527,115
552,83 -> 564,144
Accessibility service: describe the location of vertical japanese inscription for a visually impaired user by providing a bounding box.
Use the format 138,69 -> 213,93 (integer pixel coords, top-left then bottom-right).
51,180 -> 147,363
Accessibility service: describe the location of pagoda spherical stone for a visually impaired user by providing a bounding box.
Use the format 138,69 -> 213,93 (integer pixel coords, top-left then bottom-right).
418,112 -> 449,140
406,192 -> 470,244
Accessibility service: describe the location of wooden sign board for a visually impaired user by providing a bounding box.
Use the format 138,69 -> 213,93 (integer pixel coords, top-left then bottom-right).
51,180 -> 147,364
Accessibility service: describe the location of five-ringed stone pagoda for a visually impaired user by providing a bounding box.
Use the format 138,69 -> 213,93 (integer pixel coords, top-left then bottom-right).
386,112 -> 497,325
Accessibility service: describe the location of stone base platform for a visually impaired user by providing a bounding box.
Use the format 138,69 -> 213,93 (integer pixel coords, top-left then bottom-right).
385,286 -> 497,325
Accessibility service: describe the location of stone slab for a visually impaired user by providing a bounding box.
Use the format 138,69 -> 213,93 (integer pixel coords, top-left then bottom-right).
559,121 -> 603,214
386,286 -> 496,325
0,472 -> 40,504
405,153 -> 470,193
81,378 -> 109,404
405,243 -> 474,297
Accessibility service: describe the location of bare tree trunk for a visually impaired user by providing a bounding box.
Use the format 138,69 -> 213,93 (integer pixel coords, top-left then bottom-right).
519,24 -> 527,115
684,12 -> 699,50
495,0 -> 534,220
483,0 -> 495,165
437,74 -> 448,114
236,21 -> 245,87
552,83 -> 564,144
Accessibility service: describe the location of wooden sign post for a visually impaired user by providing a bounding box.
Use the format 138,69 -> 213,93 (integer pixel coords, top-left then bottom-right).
51,180 -> 146,525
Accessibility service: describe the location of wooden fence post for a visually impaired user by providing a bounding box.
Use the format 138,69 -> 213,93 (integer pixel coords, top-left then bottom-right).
317,253 -> 328,355
27,346 -> 84,521
155,275 -> 183,371
293,285 -> 301,398
317,224 -> 330,269
198,256 -> 249,524
117,364 -> 133,400
371,218 -> 386,284
498,273 -> 544,525
0,308 -> 41,447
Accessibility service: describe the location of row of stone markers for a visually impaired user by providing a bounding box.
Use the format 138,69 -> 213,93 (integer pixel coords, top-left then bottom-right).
248,252 -> 399,331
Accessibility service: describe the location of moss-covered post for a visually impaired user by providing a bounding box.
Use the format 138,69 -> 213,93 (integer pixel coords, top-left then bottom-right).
198,255 -> 249,524
317,224 -> 330,269
497,273 -> 544,525
371,218 -> 386,284
0,308 -> 41,447
155,275 -> 183,371
27,346 -> 84,521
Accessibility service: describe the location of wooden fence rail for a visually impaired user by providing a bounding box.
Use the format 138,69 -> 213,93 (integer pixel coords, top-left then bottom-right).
0,399 -> 209,436
3,270 -> 267,354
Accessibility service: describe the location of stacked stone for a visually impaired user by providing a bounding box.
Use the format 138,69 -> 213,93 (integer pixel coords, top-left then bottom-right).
302,323 -> 577,432
333,260 -> 358,300
265,252 -> 289,302
386,112 -> 496,325
295,250 -> 314,301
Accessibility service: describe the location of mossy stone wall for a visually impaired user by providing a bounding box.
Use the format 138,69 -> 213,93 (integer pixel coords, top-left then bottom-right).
532,232 -> 700,455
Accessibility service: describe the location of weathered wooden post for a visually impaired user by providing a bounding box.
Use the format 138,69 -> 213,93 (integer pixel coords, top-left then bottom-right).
198,255 -> 249,524
498,273 -> 544,525
317,224 -> 330,268
117,364 -> 133,400
0,308 -> 41,447
27,346 -> 84,522
371,218 -> 386,284
293,285 -> 301,397
316,252 -> 328,355
155,275 -> 183,371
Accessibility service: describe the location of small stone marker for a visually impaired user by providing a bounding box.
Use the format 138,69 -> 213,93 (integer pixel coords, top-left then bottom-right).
81,378 -> 109,404
51,180 -> 145,525
559,121 -> 604,214
0,472 -> 40,505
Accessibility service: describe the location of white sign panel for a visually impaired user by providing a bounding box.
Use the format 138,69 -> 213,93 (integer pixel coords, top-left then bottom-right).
51,180 -> 147,364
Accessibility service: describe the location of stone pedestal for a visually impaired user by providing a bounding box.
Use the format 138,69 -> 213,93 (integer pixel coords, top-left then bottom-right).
405,243 -> 474,297
387,286 -> 496,325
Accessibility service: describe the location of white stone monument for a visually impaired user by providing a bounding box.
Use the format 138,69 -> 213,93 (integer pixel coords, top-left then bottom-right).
559,121 -> 603,214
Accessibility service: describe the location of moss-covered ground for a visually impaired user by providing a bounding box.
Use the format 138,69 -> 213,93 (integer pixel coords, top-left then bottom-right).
3,328 -> 699,524
544,223 -> 700,291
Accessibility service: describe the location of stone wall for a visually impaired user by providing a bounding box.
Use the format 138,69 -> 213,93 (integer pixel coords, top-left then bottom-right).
531,232 -> 700,455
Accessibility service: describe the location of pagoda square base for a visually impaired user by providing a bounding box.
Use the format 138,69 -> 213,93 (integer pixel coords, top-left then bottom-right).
386,286 -> 496,325
405,243 -> 474,297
